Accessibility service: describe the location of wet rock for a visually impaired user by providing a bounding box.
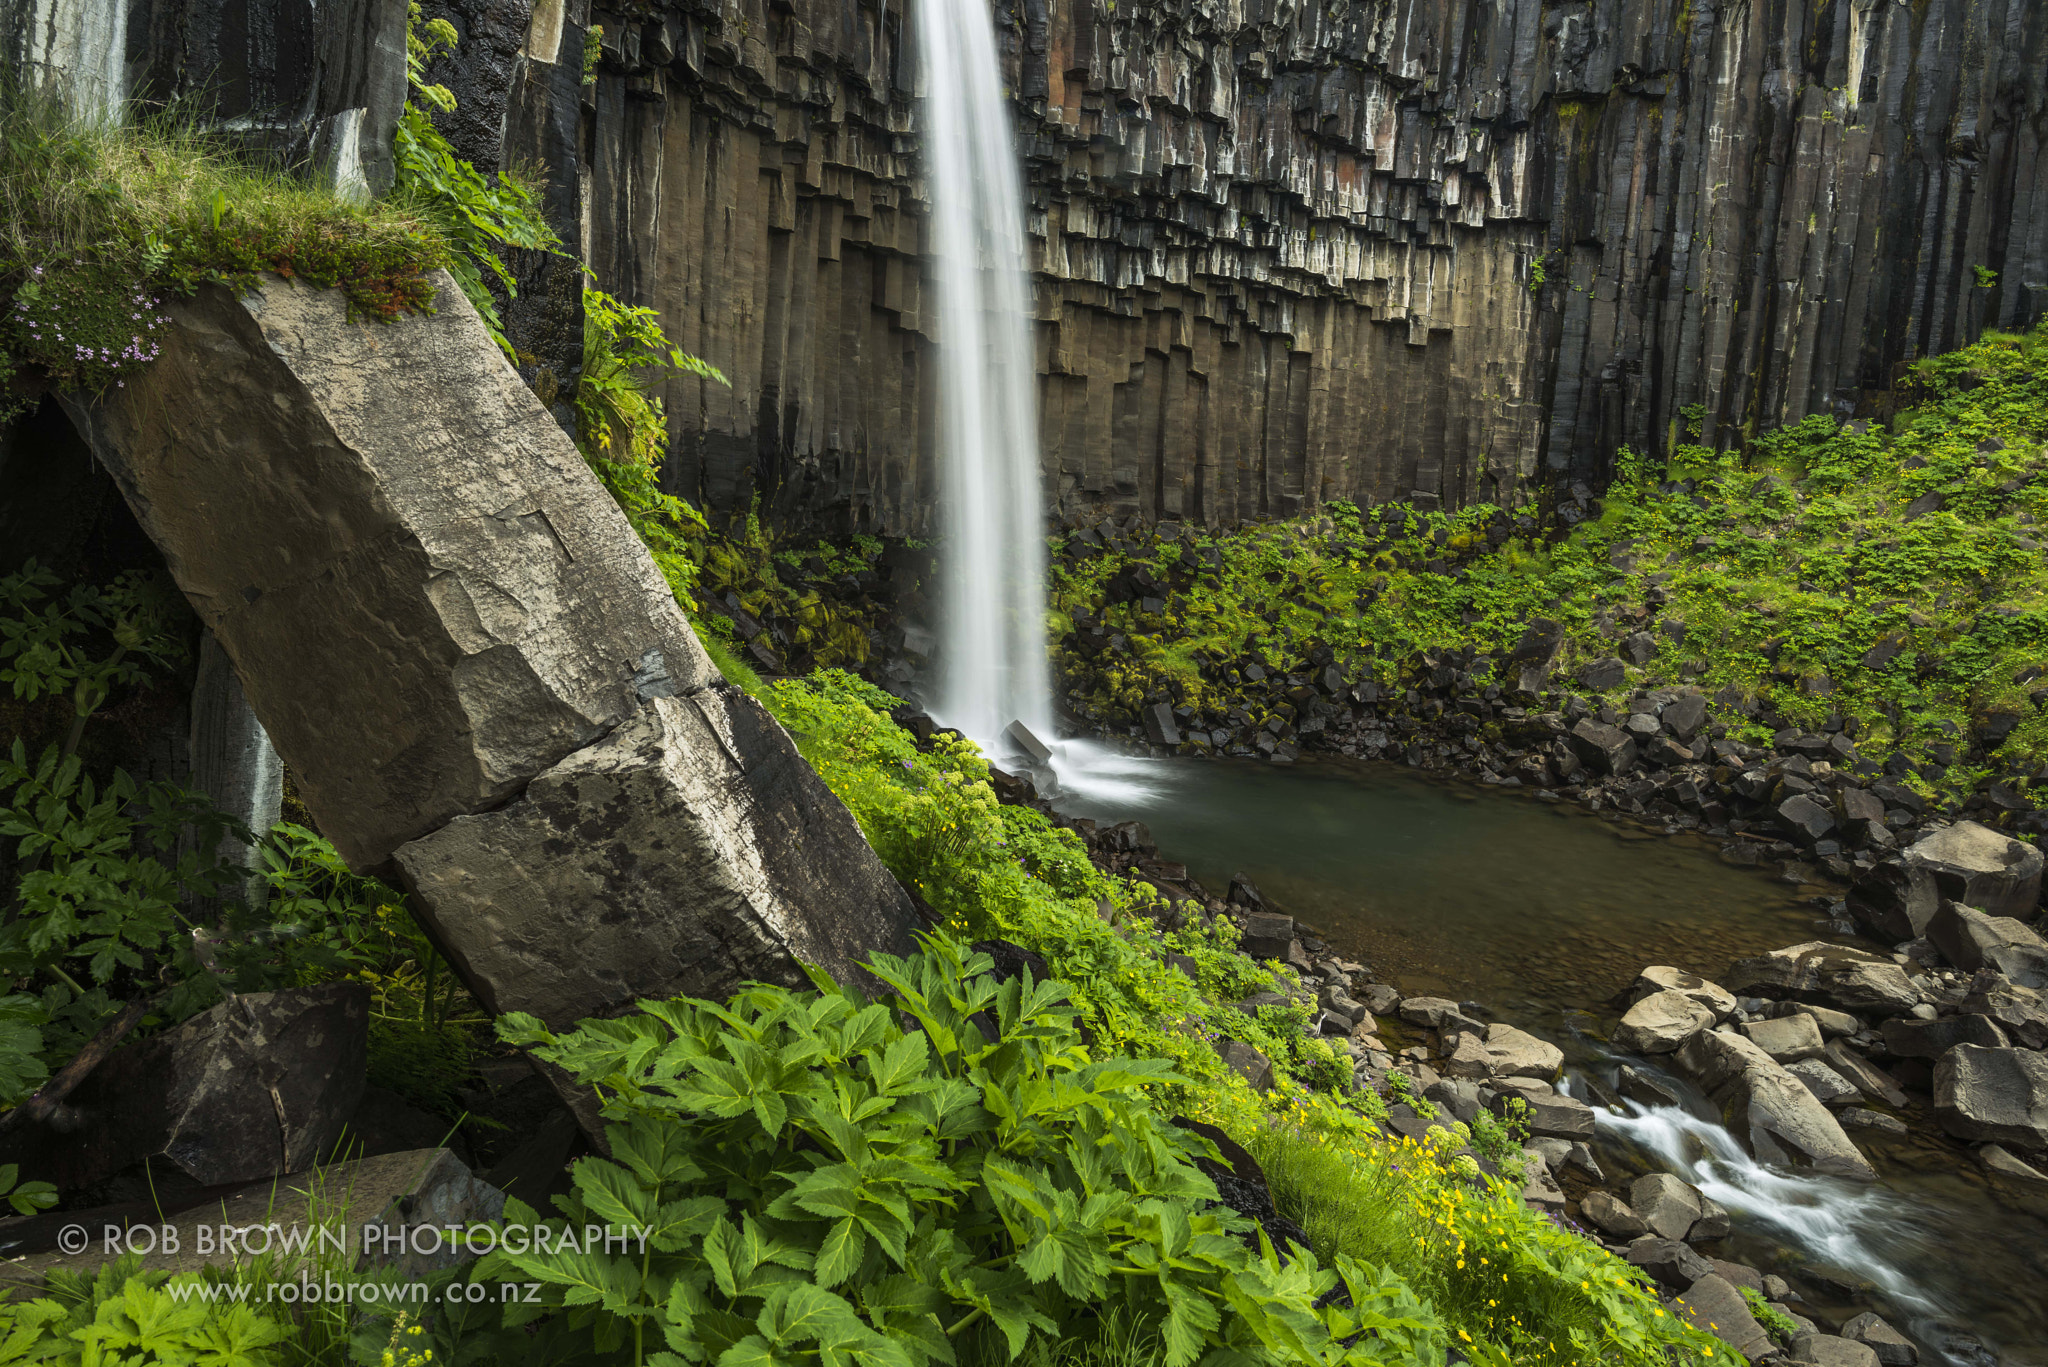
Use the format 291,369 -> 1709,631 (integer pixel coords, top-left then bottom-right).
1239,912 -> 1296,960
1676,1029 -> 1876,1181
1926,901 -> 2048,988
1631,966 -> 1737,1019
395,691 -> 919,1037
1625,1236 -> 1711,1291
1878,1014 -> 2008,1058
1742,1013 -> 1827,1063
1959,975 -> 2048,1049
1570,718 -> 1638,775
1618,1065 -> 1683,1109
1932,1045 -> 2048,1148
1673,1273 -> 1774,1362
0,984 -> 368,1192
1441,1023 -> 1562,1082
1629,1173 -> 1703,1241
1978,1144 -> 2048,1186
1723,942 -> 1919,1017
1840,1312 -> 1918,1367
1690,1194 -> 1731,1241
1580,1190 -> 1647,1239
1216,1040 -> 1275,1090
1615,989 -> 1716,1054
1002,721 -> 1054,766
1785,1059 -> 1859,1107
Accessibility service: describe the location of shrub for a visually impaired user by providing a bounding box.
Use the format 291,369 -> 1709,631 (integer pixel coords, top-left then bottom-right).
481,937 -> 1396,1367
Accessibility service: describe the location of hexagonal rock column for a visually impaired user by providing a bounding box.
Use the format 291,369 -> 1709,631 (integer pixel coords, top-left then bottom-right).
59,271 -> 917,1032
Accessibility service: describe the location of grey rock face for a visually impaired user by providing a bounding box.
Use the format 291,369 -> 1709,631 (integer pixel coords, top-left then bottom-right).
1239,913 -> 1296,960
1569,718 -> 1638,776
1630,966 -> 1736,1019
1580,1190 -> 1647,1239
1785,1059 -> 1858,1107
1741,1013 -> 1827,1063
1441,1022 -> 1563,1081
1960,976 -> 2048,1050
1839,1313 -> 1918,1367
1672,1273 -> 1773,1362
396,688 -> 918,1030
0,984 -> 367,1191
1624,1236 -> 1710,1292
62,274 -> 719,868
1878,1014 -> 2008,1059
1932,1045 -> 2048,1149
1628,1172 -> 1702,1242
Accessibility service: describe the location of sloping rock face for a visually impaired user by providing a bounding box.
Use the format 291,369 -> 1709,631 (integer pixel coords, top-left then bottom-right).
429,0 -> 2048,533
61,273 -> 920,1046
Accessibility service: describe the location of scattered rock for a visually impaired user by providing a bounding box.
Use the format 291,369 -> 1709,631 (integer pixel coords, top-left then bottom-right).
1441,1023 -> 1563,1081
1521,1158 -> 1567,1210
1581,1190 -> 1648,1239
1723,942 -> 1920,1018
1822,1041 -> 1911,1108
1978,1144 -> 2048,1186
1576,657 -> 1629,692
1630,967 -> 1737,1019
1676,1029 -> 1877,1180
1629,1172 -> 1703,1241
1839,1312 -> 1918,1367
1926,900 -> 2048,988
1360,983 -> 1403,1016
1854,821 -> 2045,940
1785,1059 -> 1859,1107
1239,912 -> 1296,960
1838,1108 -> 1909,1136
1690,1194 -> 1731,1241
1959,975 -> 2048,1049
1933,1045 -> 2048,1148
1616,989 -> 1717,1054
1141,702 -> 1182,746
0,984 -> 368,1192
1521,1091 -> 1597,1140
1397,995 -> 1467,1028
1742,1013 -> 1828,1063
1624,1236 -> 1711,1291
1878,1014 -> 2008,1058
1570,718 -> 1639,775
1672,1272 -> 1774,1362
1789,1003 -> 1860,1038
1216,1039 -> 1275,1090
1618,1065 -> 1683,1109
1788,1333 -> 1880,1367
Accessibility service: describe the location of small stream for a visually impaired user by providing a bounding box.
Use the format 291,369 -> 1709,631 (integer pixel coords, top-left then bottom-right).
1053,752 -> 2048,1364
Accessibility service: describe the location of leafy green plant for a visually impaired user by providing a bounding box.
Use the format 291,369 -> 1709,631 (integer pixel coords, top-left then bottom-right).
0,1254 -> 291,1365
1739,1286 -> 1796,1343
1972,265 -> 1998,289
483,936 -> 1378,1367
391,4 -> 558,359
0,1161 -> 56,1215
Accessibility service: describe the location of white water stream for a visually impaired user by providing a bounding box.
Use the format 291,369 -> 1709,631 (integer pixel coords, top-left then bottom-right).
918,0 -> 1050,753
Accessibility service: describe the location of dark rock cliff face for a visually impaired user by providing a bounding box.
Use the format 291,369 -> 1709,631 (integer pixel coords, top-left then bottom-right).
521,0 -> 2046,533
13,0 -> 2047,533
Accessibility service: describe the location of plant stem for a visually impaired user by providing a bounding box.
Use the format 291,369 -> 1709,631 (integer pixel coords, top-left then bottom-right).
943,1308 -> 984,1338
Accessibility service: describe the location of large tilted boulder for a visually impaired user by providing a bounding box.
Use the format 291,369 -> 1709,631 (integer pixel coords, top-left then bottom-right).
395,689 -> 914,1027
1722,942 -> 1919,1018
1961,975 -> 2048,1049
0,985 -> 367,1191
1932,1045 -> 2048,1149
59,272 -> 724,868
1676,1028 -> 1876,1181
60,273 -> 920,1039
1848,821 -> 2043,942
1925,901 -> 2048,988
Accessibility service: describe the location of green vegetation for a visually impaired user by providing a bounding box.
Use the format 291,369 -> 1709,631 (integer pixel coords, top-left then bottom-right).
0,1256 -> 292,1365
1052,326 -> 2048,799
1739,1286 -> 1797,1344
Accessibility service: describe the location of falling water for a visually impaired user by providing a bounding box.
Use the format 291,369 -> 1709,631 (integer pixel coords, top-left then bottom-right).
918,0 -> 1051,754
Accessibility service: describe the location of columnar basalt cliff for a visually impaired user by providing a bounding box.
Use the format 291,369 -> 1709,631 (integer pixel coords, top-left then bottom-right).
13,0 -> 2046,532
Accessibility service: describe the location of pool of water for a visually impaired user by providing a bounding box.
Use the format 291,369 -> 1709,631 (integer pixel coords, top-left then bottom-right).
1052,750 -> 2048,1363
1053,751 -> 1829,1022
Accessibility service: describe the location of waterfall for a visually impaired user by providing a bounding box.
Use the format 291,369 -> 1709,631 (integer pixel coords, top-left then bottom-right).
917,0 -> 1052,756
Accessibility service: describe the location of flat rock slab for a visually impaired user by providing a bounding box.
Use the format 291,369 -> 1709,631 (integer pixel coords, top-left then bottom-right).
1,1148 -> 498,1295
396,689 -> 917,1032
1933,1045 -> 2048,1148
1724,941 -> 1919,1018
61,273 -> 719,867
0,984 -> 366,1192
